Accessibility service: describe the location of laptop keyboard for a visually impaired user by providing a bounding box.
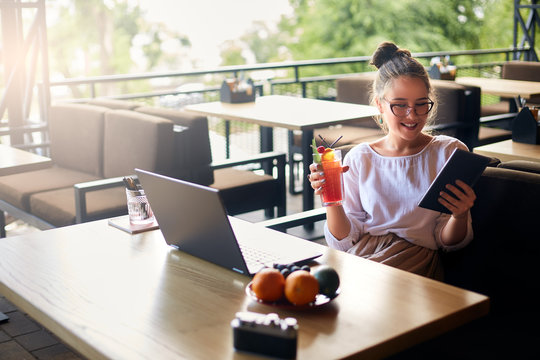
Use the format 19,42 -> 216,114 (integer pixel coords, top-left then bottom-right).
239,243 -> 280,267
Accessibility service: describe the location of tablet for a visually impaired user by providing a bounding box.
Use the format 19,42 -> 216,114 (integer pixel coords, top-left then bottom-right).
418,148 -> 491,214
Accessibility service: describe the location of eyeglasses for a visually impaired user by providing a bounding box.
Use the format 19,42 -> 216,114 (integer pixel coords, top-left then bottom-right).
383,98 -> 434,117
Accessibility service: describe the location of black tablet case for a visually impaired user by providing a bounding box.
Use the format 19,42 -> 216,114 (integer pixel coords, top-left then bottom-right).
418,148 -> 491,214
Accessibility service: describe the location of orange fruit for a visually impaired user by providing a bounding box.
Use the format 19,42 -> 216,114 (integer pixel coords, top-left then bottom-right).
251,268 -> 286,302
284,270 -> 319,306
321,148 -> 335,162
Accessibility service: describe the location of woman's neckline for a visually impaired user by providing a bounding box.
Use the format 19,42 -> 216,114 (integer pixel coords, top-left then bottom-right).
367,135 -> 435,159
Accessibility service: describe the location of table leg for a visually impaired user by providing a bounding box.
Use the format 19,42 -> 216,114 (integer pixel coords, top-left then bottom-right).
260,125 -> 274,174
302,130 -> 314,212
260,125 -> 273,152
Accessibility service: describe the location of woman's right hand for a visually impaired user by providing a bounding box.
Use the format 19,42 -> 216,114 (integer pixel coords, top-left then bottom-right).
308,163 -> 325,195
308,163 -> 349,195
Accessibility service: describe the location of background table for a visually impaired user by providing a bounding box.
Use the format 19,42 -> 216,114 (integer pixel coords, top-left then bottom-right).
455,77 -> 540,100
0,144 -> 52,176
0,217 -> 489,360
186,95 -> 379,211
474,139 -> 540,163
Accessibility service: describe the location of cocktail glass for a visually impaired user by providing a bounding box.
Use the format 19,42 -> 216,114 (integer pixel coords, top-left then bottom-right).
314,149 -> 344,206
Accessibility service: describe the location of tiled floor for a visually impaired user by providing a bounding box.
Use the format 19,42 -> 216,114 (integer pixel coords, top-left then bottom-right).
0,184 -> 326,359
0,296 -> 84,359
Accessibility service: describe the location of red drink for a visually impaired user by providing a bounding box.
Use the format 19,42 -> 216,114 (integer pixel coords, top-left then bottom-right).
318,149 -> 344,206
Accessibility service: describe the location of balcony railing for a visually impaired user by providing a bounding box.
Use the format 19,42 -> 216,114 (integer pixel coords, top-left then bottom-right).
1,46 -> 534,161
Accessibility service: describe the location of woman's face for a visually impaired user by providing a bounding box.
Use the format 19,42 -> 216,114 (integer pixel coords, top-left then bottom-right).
376,76 -> 431,143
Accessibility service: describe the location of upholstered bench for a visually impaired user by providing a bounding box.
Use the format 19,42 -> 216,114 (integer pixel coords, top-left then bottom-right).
0,100 -> 287,235
0,103 -> 176,231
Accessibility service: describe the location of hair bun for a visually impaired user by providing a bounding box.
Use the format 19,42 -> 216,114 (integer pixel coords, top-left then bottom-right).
370,42 -> 411,69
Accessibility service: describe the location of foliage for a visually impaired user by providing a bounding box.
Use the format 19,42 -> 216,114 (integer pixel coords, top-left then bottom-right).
279,0 -> 487,59
46,0 -> 191,96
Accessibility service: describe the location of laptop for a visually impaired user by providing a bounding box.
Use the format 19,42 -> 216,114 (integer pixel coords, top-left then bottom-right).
135,168 -> 323,276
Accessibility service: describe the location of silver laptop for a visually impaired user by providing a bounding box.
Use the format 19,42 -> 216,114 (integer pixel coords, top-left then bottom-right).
135,169 -> 322,276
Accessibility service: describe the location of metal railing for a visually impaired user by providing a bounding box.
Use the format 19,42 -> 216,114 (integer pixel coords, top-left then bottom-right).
2,46 -> 534,158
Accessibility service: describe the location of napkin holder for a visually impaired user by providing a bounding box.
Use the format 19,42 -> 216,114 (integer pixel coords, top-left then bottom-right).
512,106 -> 540,145
220,78 -> 255,103
428,64 -> 456,80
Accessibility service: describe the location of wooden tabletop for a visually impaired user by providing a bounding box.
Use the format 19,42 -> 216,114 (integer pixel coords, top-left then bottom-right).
474,139 -> 540,163
0,144 -> 52,176
0,218 -> 489,360
455,77 -> 540,99
184,95 -> 379,130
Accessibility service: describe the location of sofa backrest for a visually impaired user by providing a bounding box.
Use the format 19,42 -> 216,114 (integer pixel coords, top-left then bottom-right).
443,166 -> 540,313
502,60 -> 540,104
431,79 -> 481,148
335,72 -> 378,128
102,110 -> 175,178
48,103 -> 108,177
135,106 -> 214,185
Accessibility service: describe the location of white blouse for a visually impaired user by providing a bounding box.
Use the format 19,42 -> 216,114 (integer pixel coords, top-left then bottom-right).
324,135 -> 473,252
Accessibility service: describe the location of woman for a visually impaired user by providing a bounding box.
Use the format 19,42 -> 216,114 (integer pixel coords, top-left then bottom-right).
309,42 -> 476,279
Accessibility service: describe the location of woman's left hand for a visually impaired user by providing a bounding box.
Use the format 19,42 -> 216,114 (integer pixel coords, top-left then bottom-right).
438,179 -> 476,219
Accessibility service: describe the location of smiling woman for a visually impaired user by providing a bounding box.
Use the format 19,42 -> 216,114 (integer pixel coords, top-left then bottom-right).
307,41 -> 478,280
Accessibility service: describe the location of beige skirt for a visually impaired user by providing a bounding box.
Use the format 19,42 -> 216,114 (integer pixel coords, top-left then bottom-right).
346,232 -> 443,280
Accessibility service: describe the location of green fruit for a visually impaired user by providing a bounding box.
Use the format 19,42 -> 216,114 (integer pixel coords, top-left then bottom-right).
313,265 -> 340,297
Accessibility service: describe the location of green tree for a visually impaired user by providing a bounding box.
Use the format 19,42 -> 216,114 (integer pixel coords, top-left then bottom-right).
47,0 -> 190,96
220,40 -> 248,66
280,0 -> 487,61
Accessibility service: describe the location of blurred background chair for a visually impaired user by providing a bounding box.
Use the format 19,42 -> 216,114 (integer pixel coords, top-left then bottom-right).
476,61 -> 540,146
481,60 -> 540,117
134,106 -> 287,218
0,103 -> 286,236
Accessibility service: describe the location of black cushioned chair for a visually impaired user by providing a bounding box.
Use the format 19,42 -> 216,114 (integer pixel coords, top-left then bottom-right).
481,60 -> 540,117
134,106 -> 287,218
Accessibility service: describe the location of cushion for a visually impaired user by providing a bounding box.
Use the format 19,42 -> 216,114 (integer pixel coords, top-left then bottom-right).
29,186 -> 127,227
335,72 -> 378,128
0,166 -> 100,211
211,168 -> 274,189
211,168 -> 280,215
48,103 -> 108,177
102,110 -> 175,178
135,106 -> 214,185
497,160 -> 540,174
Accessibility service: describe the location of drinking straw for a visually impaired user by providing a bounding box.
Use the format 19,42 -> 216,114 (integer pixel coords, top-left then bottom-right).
123,177 -> 138,191
329,135 -> 343,148
318,134 -> 331,147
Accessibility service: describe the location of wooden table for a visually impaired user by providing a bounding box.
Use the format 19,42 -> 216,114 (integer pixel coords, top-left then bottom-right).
474,139 -> 540,163
0,144 -> 52,176
455,77 -> 540,100
185,95 -> 379,211
0,217 -> 489,360
0,144 -> 52,319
